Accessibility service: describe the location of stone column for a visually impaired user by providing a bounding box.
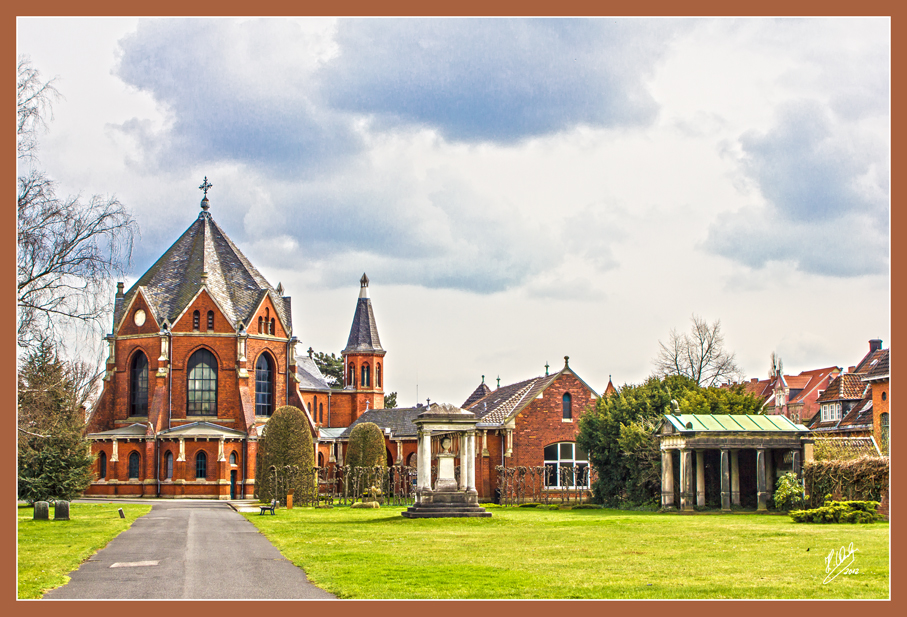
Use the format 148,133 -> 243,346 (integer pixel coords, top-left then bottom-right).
467,431 -> 477,494
459,432 -> 468,490
418,429 -> 432,494
720,448 -> 731,511
756,448 -> 768,511
680,449 -> 694,511
661,449 -> 675,509
765,449 -> 774,500
696,450 -> 706,507
731,449 -> 740,506
111,438 -> 119,462
792,449 -> 802,479
505,429 -> 513,457
481,430 -> 489,457
177,438 -> 186,462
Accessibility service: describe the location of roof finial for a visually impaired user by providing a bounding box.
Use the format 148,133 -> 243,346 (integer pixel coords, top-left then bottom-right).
199,176 -> 212,211
564,355 -> 570,368
496,375 -> 501,389
307,346 -> 314,359
426,397 -> 431,406
359,273 -> 370,299
481,374 -> 485,384
545,362 -> 549,376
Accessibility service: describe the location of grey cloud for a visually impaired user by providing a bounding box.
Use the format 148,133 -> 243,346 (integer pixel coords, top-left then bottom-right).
706,100 -> 888,277
318,18 -> 685,143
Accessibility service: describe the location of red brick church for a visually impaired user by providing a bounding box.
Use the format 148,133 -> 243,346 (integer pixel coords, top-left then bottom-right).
85,183 -> 611,501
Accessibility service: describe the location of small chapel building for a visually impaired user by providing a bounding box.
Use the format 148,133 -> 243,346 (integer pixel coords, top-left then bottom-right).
84,187 -> 383,499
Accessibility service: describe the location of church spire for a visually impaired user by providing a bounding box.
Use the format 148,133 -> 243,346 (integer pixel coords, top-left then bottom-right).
343,273 -> 383,353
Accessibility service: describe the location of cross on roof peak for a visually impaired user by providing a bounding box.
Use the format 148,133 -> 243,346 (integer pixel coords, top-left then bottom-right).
199,176 -> 213,211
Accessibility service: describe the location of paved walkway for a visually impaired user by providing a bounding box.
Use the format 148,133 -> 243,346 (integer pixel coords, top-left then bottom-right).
43,500 -> 336,599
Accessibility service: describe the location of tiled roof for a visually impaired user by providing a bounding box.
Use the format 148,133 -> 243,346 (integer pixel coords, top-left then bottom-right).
854,347 -> 887,375
862,349 -> 890,381
343,274 -> 383,353
816,374 -> 868,403
839,394 -> 873,430
115,207 -> 291,334
466,374 -> 559,426
296,356 -> 332,392
338,406 -> 424,439
461,382 -> 493,408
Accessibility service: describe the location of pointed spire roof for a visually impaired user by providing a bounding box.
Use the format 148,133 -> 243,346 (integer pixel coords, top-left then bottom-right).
462,378 -> 493,408
114,198 -> 291,334
343,273 -> 383,353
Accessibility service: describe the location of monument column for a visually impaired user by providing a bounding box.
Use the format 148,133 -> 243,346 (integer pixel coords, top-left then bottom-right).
467,431 -> 477,494
720,448 -> 731,511
696,450 -> 706,507
661,449 -> 675,509
756,448 -> 768,511
680,449 -> 694,511
459,432 -> 468,490
765,449 -> 774,501
731,449 -> 741,506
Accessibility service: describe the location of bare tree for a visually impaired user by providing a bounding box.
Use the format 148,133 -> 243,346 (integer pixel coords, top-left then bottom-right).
17,57 -> 138,352
654,315 -> 744,387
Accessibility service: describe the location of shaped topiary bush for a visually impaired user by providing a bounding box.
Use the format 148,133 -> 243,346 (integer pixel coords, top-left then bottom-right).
346,422 -> 386,469
255,405 -> 315,504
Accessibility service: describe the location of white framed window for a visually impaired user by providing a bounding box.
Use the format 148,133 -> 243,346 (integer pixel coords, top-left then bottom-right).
543,442 -> 590,488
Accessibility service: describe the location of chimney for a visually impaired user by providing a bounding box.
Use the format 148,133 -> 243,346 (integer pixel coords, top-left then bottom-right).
751,378 -> 758,383
869,339 -> 882,352
848,366 -> 856,373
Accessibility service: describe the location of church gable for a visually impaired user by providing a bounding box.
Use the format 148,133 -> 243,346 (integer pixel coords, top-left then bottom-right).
171,288 -> 234,334
116,288 -> 160,336
249,293 -> 289,338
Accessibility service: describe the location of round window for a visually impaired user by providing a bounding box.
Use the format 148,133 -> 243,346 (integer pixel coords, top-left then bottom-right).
134,309 -> 146,326
881,391 -> 887,401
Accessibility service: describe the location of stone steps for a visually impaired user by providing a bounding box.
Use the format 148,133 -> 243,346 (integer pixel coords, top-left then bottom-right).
401,504 -> 492,518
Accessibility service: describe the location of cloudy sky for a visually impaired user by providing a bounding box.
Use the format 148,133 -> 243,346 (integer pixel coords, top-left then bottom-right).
17,17 -> 890,406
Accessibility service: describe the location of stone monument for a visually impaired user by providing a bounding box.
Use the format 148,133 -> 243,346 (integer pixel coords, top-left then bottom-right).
402,403 -> 491,518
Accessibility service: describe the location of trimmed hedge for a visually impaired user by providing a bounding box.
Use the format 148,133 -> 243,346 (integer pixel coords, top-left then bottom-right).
255,406 -> 315,504
803,457 -> 888,507
790,500 -> 882,524
346,422 -> 387,468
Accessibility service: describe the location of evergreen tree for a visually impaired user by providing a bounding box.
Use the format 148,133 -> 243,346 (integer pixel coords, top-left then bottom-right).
346,422 -> 386,468
313,351 -> 344,388
17,340 -> 95,503
255,405 -> 315,504
383,391 -> 398,409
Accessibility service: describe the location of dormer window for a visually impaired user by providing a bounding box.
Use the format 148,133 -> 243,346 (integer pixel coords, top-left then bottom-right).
192,310 -> 200,331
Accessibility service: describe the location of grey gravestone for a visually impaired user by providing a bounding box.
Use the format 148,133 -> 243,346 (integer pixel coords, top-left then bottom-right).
33,501 -> 49,520
118,508 -> 125,519
54,500 -> 70,520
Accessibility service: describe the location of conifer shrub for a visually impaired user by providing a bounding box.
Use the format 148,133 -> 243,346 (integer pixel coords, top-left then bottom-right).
346,422 -> 386,468
255,406 -> 315,504
789,499 -> 881,524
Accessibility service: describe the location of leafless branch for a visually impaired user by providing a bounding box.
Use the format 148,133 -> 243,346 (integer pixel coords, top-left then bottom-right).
654,314 -> 744,387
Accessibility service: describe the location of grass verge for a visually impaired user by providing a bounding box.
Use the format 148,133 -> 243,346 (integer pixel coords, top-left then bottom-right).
17,502 -> 152,599
244,505 -> 889,599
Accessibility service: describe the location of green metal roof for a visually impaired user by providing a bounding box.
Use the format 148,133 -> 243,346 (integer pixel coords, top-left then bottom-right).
664,414 -> 807,433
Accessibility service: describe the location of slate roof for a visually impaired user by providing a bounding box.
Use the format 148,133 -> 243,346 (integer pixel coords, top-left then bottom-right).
338,406 -> 424,439
466,374 -> 560,426
296,355 -> 332,392
854,346 -> 887,375
862,349 -> 890,381
343,274 -> 383,353
461,381 -> 493,408
114,204 -> 291,334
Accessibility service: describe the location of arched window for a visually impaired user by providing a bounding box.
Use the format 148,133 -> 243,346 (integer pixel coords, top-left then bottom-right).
562,393 -> 572,420
318,452 -> 325,467
164,451 -> 173,479
313,395 -> 318,421
319,403 -> 324,424
543,442 -> 589,488
255,353 -> 273,416
130,351 -> 149,416
192,310 -> 200,331
196,451 -> 207,479
99,451 -> 107,479
362,363 -> 370,388
187,349 -> 218,416
230,451 -> 237,466
207,310 -> 214,330
348,362 -> 355,387
258,316 -> 263,333
269,318 -> 274,335
128,451 -> 141,479
377,363 -> 382,388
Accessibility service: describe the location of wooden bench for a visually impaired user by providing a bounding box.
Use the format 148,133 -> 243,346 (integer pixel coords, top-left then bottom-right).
259,499 -> 277,515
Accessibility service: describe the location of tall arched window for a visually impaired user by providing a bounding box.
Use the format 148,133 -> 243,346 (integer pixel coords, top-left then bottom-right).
255,353 -> 274,416
376,363 -> 382,388
128,451 -> 141,479
313,395 -> 318,421
258,316 -> 263,333
562,393 -> 572,420
362,363 -> 370,388
187,349 -> 218,416
270,318 -> 275,335
99,451 -> 107,479
348,362 -> 355,387
130,351 -> 149,416
229,451 -> 237,466
192,310 -> 200,331
207,310 -> 214,330
319,403 -> 324,424
543,442 -> 589,488
196,451 -> 207,479
164,451 -> 173,479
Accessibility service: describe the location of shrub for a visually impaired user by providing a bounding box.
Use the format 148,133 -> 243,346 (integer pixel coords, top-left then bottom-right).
803,457 -> 888,507
789,499 -> 881,524
773,472 -> 807,511
346,422 -> 386,468
255,406 -> 315,504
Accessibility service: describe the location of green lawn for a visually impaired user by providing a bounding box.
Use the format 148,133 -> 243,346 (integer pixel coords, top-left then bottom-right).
243,505 -> 889,599
17,502 -> 152,599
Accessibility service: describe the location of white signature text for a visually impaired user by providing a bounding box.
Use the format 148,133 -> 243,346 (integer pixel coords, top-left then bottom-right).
823,542 -> 859,584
